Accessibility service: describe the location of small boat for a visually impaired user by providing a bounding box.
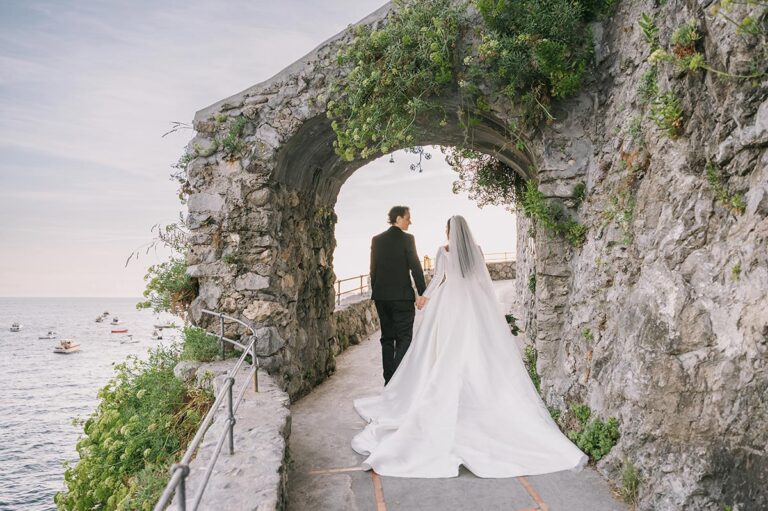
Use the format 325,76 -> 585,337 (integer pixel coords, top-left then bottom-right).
95,316 -> 103,323
102,311 -> 109,316
10,322 -> 22,332
153,324 -> 176,329
39,330 -> 57,339
54,339 -> 80,354
120,334 -> 139,344
151,329 -> 163,340
111,317 -> 120,325
111,329 -> 129,333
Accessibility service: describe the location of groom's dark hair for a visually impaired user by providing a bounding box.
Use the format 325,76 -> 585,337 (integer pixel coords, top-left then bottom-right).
388,206 -> 409,224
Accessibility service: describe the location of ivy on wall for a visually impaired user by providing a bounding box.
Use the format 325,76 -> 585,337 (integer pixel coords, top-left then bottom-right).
327,0 -> 614,244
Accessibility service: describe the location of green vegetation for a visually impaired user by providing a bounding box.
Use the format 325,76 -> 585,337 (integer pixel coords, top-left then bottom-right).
522,181 -> 587,247
505,313 -> 521,336
181,326 -> 223,362
620,458 -> 641,505
637,66 -> 658,104
706,162 -> 747,214
731,262 -> 742,281
222,252 -> 242,265
572,182 -> 587,207
627,116 -> 645,147
446,147 -> 526,211
468,0 -> 604,127
327,0 -> 614,235
220,116 -> 248,158
582,327 -> 594,342
136,257 -> 197,317
56,340 -> 214,511
638,13 -> 660,50
528,273 -> 537,293
327,0 -> 464,161
649,91 -> 684,139
523,344 -> 541,393
604,190 -> 636,245
566,404 -> 620,461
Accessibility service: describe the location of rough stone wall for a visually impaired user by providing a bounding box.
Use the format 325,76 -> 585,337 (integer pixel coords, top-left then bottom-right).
182,0 -> 766,508
332,298 -> 380,357
532,1 -> 768,510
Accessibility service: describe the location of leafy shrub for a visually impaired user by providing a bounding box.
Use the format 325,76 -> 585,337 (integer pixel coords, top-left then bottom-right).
220,116 -> 248,157
327,0 -> 464,161
638,13 -> 660,50
522,181 -> 588,246
445,147 -> 526,211
572,182 -> 587,207
706,162 -> 746,214
567,404 -> 620,461
523,344 -> 541,392
181,326 -> 222,362
55,345 -> 213,511
650,91 -> 684,138
505,314 -> 521,336
471,0 -> 600,126
637,66 -> 659,104
620,458 -> 641,504
136,257 -> 197,316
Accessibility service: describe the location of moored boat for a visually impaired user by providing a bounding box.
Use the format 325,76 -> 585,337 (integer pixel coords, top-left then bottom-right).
95,316 -> 103,323
111,329 -> 129,333
54,339 -> 80,354
10,322 -> 22,332
111,317 -> 120,325
39,330 -> 57,339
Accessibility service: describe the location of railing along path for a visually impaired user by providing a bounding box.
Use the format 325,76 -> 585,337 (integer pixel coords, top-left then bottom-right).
154,310 -> 259,511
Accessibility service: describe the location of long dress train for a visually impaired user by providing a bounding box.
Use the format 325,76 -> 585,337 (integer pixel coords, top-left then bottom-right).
351,232 -> 588,478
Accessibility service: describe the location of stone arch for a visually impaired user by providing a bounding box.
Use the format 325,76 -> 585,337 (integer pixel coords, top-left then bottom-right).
184,3 -> 583,398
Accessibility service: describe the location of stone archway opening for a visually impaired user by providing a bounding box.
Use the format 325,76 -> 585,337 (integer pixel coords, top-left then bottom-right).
182,5 -> 576,400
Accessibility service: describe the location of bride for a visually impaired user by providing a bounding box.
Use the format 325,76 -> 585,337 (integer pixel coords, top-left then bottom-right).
351,215 -> 587,478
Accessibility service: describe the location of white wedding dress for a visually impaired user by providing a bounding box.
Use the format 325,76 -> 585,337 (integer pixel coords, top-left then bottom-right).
351,216 -> 588,478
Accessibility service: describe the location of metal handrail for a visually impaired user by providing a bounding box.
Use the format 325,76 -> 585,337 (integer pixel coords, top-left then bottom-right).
336,252 -> 515,302
335,274 -> 370,305
153,310 -> 259,511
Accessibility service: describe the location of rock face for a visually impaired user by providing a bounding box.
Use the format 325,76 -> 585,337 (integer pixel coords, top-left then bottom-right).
183,1 -> 766,509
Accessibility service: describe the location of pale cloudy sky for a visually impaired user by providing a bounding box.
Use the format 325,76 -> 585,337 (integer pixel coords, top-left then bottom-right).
0,0 -> 516,298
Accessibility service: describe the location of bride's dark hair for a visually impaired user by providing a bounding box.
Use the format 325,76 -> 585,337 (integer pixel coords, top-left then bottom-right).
446,218 -> 451,237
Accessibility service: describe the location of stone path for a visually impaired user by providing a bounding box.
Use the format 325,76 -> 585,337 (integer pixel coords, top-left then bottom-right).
288,304 -> 629,511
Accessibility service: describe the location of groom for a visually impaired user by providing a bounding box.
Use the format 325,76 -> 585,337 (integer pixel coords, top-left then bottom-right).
370,206 -> 427,385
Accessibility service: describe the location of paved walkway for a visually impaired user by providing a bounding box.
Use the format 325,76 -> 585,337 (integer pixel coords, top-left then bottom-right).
288,308 -> 628,511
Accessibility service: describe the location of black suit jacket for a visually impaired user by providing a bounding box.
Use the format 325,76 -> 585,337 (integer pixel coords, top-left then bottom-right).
370,226 -> 427,301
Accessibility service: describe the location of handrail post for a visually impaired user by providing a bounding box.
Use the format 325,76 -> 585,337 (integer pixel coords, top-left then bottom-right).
227,377 -> 236,455
219,313 -> 225,359
252,340 -> 259,393
172,463 -> 190,511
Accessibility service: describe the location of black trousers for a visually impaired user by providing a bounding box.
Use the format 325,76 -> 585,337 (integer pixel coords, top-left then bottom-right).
374,300 -> 416,384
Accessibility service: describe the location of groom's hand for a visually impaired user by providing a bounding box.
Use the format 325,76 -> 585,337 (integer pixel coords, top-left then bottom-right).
416,296 -> 429,310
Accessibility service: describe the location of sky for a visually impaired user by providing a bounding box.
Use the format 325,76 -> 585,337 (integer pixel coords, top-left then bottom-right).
0,0 -> 516,298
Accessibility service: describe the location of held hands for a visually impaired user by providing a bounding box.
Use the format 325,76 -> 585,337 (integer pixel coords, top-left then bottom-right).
416,296 -> 429,310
